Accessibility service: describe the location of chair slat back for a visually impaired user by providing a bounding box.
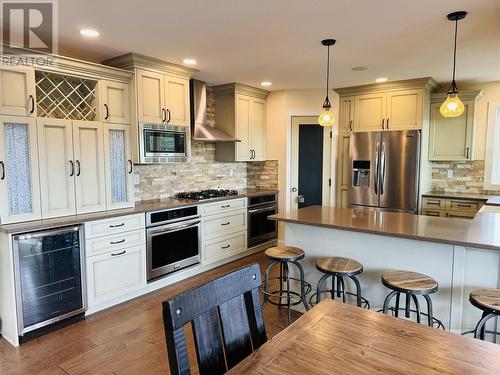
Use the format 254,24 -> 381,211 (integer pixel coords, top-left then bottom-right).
162,263 -> 267,375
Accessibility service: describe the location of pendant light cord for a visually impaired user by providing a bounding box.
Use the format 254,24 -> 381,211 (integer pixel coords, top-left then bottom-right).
450,18 -> 459,93
326,44 -> 330,97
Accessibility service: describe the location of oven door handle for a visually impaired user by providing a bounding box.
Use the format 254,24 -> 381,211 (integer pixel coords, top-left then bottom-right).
147,220 -> 201,235
248,205 -> 278,214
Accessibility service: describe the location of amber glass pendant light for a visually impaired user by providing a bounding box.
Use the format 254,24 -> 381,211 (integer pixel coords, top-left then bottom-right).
440,11 -> 467,118
318,39 -> 336,126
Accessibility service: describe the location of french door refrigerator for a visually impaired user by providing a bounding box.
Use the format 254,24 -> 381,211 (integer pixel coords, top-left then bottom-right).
348,130 -> 420,213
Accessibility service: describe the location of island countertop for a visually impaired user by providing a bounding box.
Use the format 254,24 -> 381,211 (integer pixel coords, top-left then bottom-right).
269,205 -> 500,252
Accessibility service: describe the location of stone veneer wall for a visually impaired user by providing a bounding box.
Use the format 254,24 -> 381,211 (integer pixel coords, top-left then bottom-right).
133,87 -> 278,201
430,160 -> 496,194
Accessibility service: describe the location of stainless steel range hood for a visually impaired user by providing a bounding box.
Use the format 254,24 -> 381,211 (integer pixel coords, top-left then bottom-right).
190,79 -> 240,142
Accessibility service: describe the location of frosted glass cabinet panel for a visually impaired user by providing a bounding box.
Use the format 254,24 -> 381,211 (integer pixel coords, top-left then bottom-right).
0,116 -> 41,223
104,124 -> 134,209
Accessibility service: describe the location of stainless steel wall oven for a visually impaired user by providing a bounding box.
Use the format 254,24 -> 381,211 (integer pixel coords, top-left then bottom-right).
247,193 -> 278,247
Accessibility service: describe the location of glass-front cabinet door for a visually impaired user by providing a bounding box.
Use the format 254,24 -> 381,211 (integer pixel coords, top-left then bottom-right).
0,115 -> 41,224
103,124 -> 134,209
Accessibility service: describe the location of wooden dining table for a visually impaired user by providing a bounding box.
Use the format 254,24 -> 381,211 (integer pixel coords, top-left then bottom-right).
229,299 -> 500,374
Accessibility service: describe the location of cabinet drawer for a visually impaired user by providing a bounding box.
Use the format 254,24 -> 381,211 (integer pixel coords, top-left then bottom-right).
422,197 -> 445,210
445,199 -> 483,213
86,244 -> 146,307
421,209 -> 445,217
445,211 -> 476,219
86,229 -> 145,257
203,231 -> 247,262
202,211 -> 246,240
200,198 -> 247,216
85,214 -> 145,239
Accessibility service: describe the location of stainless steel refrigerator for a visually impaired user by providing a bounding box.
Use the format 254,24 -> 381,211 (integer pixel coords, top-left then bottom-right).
348,130 -> 420,213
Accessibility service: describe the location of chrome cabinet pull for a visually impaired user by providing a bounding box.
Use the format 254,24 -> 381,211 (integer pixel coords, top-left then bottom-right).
104,103 -> 109,120
109,222 -> 125,228
76,160 -> 81,176
128,160 -> 133,174
110,239 -> 126,245
0,161 -> 4,180
221,244 -> 230,249
111,250 -> 126,256
221,222 -> 231,226
69,160 -> 74,176
29,95 -> 35,114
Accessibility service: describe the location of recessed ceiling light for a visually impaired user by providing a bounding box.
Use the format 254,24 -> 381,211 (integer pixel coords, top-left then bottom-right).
182,58 -> 197,65
80,29 -> 99,37
375,77 -> 388,83
260,81 -> 272,87
351,66 -> 368,71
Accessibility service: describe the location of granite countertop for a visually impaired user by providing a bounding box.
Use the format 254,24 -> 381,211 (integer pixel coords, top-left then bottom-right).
269,205 -> 500,252
423,191 -> 500,205
0,189 -> 278,234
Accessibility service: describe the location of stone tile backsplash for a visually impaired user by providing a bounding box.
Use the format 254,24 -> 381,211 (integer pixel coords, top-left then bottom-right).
431,160 -> 496,194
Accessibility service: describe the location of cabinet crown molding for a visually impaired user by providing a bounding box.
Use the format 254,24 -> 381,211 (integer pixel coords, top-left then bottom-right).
335,77 -> 440,96
430,90 -> 485,103
102,53 -> 198,78
0,44 -> 133,83
212,83 -> 270,99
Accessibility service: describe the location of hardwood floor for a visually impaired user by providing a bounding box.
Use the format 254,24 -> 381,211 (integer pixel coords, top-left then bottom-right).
0,251 -> 300,374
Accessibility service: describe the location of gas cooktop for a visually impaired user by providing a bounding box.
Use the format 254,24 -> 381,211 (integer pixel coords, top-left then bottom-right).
176,189 -> 239,201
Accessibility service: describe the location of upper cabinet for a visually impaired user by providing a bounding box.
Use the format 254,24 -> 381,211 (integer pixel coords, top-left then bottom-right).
164,74 -> 190,126
100,80 -> 130,124
0,67 -> 36,117
428,91 -> 484,161
338,78 -> 438,133
212,83 -> 270,162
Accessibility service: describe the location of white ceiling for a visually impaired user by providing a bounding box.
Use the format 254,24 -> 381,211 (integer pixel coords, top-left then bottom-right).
34,0 -> 500,90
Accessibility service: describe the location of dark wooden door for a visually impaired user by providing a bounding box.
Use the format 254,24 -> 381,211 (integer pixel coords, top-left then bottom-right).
298,124 -> 323,208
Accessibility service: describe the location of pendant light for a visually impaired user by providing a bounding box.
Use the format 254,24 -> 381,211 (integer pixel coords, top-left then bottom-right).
440,11 -> 467,118
318,39 -> 336,126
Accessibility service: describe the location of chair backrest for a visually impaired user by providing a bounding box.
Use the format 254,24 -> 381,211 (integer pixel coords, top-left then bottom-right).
162,263 -> 267,374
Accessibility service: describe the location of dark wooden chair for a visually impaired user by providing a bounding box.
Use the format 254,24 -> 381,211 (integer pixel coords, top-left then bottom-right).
162,263 -> 267,374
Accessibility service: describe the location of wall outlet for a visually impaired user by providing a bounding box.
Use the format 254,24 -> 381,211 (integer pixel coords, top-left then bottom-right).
133,174 -> 140,185
447,169 -> 454,179
229,169 -> 234,177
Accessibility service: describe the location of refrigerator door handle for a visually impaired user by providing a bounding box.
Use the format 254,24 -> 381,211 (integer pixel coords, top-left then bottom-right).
380,142 -> 387,195
374,141 -> 380,195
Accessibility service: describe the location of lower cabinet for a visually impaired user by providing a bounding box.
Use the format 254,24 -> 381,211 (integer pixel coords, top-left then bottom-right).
203,231 -> 247,263
86,244 -> 146,307
421,196 -> 485,219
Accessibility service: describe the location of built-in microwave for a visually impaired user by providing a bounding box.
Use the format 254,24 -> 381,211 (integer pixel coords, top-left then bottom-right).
138,123 -> 188,163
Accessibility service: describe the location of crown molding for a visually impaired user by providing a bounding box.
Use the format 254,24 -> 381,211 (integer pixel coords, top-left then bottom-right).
335,77 -> 440,96
102,52 -> 198,78
212,82 -> 270,99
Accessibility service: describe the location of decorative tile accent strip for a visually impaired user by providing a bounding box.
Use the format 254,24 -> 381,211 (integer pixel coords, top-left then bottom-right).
431,160 -> 496,194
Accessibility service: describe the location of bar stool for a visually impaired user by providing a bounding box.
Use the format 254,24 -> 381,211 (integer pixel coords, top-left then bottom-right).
261,246 -> 311,325
314,256 -> 369,308
469,289 -> 500,341
382,270 -> 443,328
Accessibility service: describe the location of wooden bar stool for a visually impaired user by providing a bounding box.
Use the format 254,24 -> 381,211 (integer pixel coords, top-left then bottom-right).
315,256 -> 369,308
261,246 -> 311,325
469,289 -> 500,341
382,271 -> 442,328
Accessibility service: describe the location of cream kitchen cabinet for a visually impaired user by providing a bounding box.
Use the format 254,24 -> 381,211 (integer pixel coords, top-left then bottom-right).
37,119 -> 107,218
103,124 -> 134,209
339,96 -> 354,134
100,80 -> 130,124
212,83 -> 269,162
354,93 -> 387,132
428,91 -> 482,161
336,134 -> 351,208
0,115 -> 41,223
135,68 -> 190,126
0,67 -> 36,117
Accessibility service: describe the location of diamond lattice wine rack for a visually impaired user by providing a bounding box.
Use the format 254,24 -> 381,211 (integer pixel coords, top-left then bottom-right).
35,71 -> 98,121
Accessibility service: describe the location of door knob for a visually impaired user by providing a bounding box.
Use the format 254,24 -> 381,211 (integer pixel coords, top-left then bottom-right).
297,195 -> 305,203
291,187 -> 297,192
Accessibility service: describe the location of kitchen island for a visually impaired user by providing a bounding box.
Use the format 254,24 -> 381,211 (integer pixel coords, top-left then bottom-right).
269,205 -> 500,335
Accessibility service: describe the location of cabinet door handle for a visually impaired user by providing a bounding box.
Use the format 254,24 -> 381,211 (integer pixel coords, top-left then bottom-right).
457,203 -> 472,208
110,239 -> 126,245
386,118 -> 389,130
29,95 -> 35,114
109,222 -> 125,228
466,147 -> 470,159
128,160 -> 133,174
0,161 -> 5,180
76,160 -> 81,176
221,244 -> 230,249
161,108 -> 167,122
167,109 -> 171,123
111,250 -> 126,256
69,160 -> 74,176
349,120 -> 353,132
381,118 -> 385,130
427,200 -> 441,206
104,103 -> 109,120
221,222 -> 231,226
221,204 -> 230,208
